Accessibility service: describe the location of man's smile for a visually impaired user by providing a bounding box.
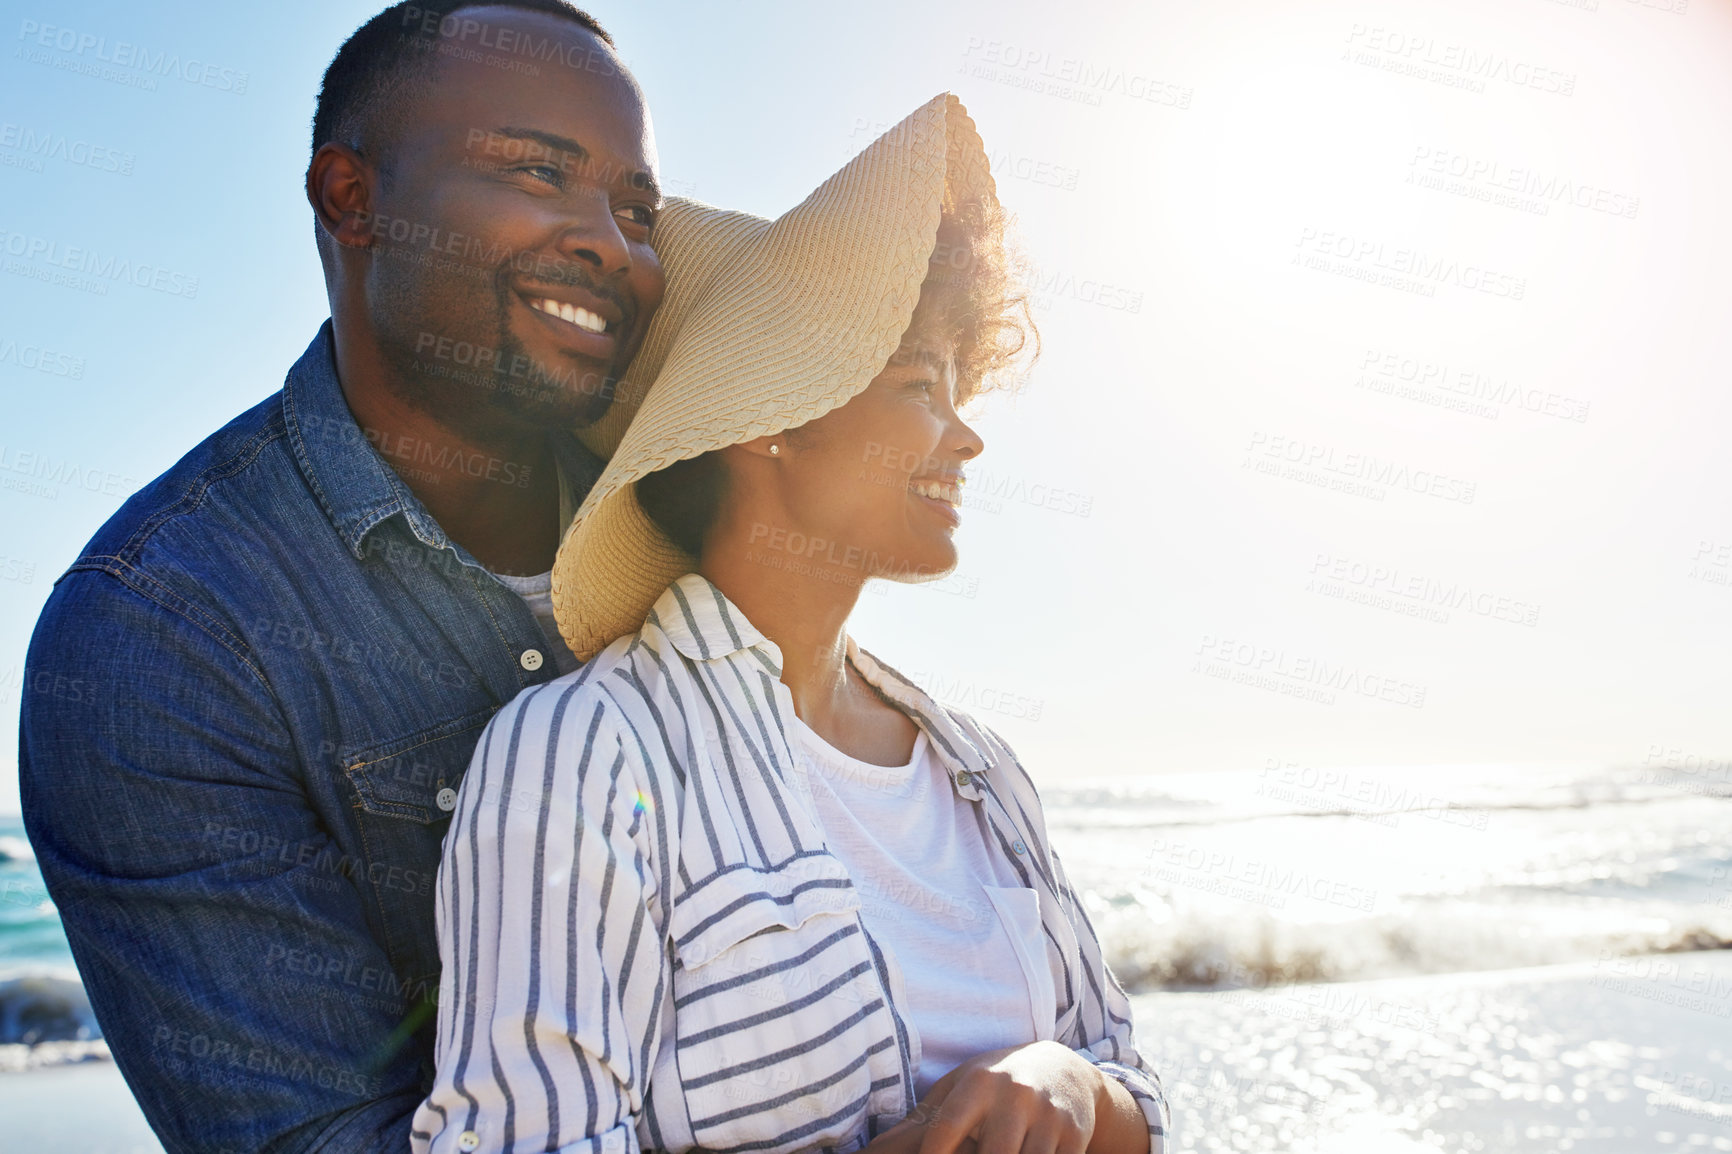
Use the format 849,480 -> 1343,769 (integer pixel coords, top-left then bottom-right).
516,284 -> 624,359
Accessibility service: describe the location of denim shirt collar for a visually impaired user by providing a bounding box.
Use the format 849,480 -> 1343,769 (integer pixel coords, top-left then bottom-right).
283,321 -> 605,564
649,572 -> 993,800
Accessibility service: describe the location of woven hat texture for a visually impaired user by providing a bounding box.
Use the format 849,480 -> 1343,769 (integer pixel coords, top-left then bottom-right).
553,92 -> 996,661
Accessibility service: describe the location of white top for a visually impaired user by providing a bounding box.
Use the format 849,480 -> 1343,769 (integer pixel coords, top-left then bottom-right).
490,569 -> 580,676
487,457 -> 581,676
785,709 -> 1047,1097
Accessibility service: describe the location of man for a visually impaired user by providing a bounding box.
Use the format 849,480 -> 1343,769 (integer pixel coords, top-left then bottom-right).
18,2 -> 664,1150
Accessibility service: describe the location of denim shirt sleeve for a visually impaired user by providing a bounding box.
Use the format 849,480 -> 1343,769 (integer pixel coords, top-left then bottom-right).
20,569 -> 426,1154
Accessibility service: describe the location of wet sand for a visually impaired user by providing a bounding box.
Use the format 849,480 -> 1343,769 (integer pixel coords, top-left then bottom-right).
1137,949 -> 1732,1152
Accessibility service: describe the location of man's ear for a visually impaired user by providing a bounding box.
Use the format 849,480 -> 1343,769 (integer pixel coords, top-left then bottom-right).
307,142 -> 376,250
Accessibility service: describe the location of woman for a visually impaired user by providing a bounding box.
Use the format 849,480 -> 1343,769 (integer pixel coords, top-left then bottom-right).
414,94 -> 1167,1154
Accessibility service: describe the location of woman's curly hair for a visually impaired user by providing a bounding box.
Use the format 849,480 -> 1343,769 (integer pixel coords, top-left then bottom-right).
899,197 -> 1039,406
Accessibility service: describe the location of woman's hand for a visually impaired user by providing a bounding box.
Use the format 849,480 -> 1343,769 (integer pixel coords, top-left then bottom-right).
862,1040 -> 1109,1154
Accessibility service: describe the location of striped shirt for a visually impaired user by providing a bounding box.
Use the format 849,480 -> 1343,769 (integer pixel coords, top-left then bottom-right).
412,573 -> 1169,1154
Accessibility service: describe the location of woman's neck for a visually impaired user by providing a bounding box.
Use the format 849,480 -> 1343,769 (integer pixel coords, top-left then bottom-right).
698,538 -> 863,729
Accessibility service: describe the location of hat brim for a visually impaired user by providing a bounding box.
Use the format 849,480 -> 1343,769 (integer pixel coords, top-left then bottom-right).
553,92 -> 997,662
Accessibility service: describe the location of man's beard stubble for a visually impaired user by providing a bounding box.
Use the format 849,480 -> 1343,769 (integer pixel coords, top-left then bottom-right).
374,250 -> 623,434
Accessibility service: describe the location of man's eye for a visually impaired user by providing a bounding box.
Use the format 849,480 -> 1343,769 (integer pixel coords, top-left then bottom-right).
518,164 -> 562,186
616,204 -> 655,229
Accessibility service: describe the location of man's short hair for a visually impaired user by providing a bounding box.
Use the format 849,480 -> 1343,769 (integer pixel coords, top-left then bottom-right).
311,1 -> 613,169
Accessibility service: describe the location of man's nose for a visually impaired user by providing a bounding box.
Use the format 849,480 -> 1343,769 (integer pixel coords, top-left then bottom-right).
555,197 -> 630,280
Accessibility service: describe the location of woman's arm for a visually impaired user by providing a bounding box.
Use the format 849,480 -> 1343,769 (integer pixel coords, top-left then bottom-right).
413,687 -> 668,1154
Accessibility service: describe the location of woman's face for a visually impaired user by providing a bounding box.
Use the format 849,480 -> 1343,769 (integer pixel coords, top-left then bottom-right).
751,338 -> 985,584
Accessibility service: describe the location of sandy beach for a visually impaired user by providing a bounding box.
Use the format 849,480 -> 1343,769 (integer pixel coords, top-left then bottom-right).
1140,950 -> 1732,1153
6,950 -> 1729,1152
0,1057 -> 163,1153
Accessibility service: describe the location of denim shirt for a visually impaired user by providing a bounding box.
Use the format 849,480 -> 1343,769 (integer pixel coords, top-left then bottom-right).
18,322 -> 604,1154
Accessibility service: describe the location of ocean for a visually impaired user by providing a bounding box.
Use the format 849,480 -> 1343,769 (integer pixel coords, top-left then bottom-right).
3,761 -> 1727,1050
1046,760 -> 1732,992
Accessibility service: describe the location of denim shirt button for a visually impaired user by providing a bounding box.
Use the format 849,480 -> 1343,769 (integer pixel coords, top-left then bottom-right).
435,788 -> 458,812
519,648 -> 544,672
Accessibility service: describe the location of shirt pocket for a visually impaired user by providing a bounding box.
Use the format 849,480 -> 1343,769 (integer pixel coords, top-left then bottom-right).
982,885 -> 1059,1044
339,708 -> 494,997
669,851 -> 906,1154
341,707 -> 494,824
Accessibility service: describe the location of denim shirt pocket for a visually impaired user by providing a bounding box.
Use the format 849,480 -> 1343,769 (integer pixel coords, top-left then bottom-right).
668,852 -> 905,1154
342,708 -> 495,824
339,707 -> 495,999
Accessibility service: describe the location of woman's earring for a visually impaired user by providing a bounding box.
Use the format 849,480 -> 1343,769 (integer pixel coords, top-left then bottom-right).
769,443 -> 781,455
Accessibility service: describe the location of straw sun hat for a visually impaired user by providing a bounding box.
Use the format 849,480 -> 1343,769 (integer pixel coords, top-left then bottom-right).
551,92 -> 998,662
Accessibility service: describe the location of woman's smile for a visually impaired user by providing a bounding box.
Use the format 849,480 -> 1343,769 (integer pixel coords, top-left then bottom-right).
908,473 -> 964,527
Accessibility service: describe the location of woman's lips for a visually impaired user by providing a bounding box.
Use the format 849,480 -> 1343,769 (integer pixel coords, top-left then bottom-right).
909,476 -> 963,526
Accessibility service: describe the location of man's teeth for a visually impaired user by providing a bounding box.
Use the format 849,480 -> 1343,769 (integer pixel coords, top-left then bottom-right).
910,479 -> 961,506
530,297 -> 608,335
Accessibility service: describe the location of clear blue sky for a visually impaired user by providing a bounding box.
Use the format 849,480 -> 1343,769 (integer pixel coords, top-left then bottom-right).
3,0 -> 1731,813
